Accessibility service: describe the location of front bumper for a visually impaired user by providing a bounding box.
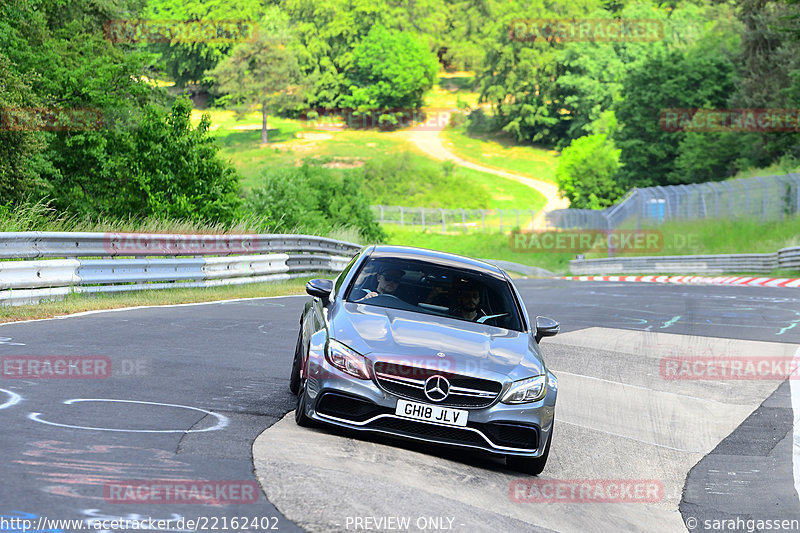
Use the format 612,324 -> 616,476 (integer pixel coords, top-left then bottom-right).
301,349 -> 557,458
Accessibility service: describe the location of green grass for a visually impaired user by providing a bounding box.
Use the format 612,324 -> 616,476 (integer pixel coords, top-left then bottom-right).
0,278 -> 310,323
621,216 -> 800,256
457,167 -> 545,211
441,125 -> 560,183
424,73 -> 480,110
384,228 -> 573,274
195,108 -> 546,211
730,161 -> 800,181
0,200 -> 365,243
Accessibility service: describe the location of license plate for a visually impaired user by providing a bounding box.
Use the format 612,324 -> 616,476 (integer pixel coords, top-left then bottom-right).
395,399 -> 468,427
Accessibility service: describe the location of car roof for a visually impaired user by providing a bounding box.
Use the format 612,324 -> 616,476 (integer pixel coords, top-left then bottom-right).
365,245 -> 507,278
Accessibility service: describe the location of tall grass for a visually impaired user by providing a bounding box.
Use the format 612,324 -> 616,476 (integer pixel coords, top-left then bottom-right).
0,200 -> 364,243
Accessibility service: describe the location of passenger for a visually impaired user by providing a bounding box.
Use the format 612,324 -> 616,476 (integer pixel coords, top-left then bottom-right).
450,283 -> 488,321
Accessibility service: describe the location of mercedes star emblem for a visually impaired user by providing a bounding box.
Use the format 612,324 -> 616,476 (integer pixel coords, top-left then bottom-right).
424,375 -> 450,402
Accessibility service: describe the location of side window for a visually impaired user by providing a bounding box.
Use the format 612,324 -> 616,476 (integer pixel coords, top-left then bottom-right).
333,252 -> 361,295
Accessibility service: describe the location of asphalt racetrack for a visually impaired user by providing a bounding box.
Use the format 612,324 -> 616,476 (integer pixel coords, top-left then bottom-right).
1,279 -> 799,532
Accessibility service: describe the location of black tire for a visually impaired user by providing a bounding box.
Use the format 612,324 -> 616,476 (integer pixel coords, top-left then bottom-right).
289,329 -> 303,395
294,379 -> 314,427
507,425 -> 552,476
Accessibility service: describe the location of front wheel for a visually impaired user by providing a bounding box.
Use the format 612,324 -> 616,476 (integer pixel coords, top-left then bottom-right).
507,425 -> 552,476
294,379 -> 315,427
289,329 -> 303,395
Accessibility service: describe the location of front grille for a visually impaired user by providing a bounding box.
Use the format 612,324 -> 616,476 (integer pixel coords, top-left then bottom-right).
369,417 -> 487,447
373,361 -> 502,408
316,392 -> 387,423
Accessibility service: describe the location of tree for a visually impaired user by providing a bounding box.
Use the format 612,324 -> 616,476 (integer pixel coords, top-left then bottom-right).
612,40 -> 737,189
0,52 -> 48,203
209,8 -> 304,144
555,134 -> 622,209
342,24 -> 438,124
145,0 -> 265,89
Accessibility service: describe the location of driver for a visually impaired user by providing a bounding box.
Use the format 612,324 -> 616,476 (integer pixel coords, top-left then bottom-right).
358,266 -> 404,300
450,282 -> 487,321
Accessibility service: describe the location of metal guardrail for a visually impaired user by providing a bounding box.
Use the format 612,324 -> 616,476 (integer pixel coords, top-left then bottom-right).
0,232 -> 361,259
569,247 -> 800,275
778,247 -> 800,270
0,233 -> 362,306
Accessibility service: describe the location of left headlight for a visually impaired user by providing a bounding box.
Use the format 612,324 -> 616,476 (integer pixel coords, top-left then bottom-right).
501,375 -> 547,404
325,339 -> 372,380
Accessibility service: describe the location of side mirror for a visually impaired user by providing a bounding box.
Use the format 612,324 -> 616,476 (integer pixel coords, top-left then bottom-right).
534,316 -> 559,343
306,278 -> 334,304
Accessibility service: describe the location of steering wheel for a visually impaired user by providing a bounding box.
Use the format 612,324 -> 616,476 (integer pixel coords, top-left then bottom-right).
373,293 -> 401,300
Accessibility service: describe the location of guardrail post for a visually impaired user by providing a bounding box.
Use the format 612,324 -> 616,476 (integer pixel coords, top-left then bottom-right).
741,179 -> 750,216
499,211 -> 503,234
656,186 -> 670,219
721,181 -> 733,217
378,205 -> 384,223
420,208 -> 425,231
440,208 -> 446,233
755,176 -> 768,220
461,209 -> 467,234
793,174 -> 800,215
708,183 -> 720,218
678,184 -> 691,219
400,207 -> 404,228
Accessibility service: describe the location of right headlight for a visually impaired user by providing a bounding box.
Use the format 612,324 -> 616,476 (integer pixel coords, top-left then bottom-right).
501,375 -> 547,404
325,339 -> 372,380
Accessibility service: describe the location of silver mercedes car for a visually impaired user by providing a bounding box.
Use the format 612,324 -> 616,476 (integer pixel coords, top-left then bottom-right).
289,245 -> 559,475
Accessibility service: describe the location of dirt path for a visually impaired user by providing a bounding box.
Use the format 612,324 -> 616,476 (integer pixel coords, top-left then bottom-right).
398,112 -> 569,228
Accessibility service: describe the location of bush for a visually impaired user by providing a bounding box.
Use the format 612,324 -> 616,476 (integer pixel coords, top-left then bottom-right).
556,134 -> 623,209
245,164 -> 385,242
50,98 -> 242,222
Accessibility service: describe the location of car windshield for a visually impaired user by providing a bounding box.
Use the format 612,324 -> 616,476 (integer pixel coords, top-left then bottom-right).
345,257 -> 524,331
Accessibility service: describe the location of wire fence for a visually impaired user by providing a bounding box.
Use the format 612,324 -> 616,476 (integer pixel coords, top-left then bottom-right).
370,205 -> 538,234
546,173 -> 800,230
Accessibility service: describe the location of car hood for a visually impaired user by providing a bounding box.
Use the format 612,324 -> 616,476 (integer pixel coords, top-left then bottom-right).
330,302 -> 545,381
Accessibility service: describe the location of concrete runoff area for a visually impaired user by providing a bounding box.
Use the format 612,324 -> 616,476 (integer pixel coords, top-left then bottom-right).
253,327 -> 798,532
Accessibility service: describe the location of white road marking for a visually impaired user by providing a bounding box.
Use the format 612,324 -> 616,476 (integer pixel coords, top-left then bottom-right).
28,398 -> 229,433
0,388 -> 22,410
